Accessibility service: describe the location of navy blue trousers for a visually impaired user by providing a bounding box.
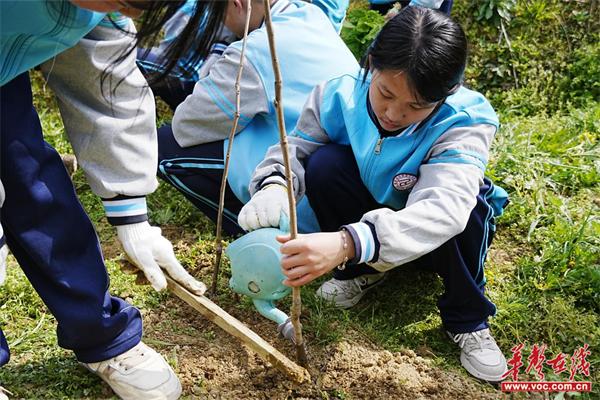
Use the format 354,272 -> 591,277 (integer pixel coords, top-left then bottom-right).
0,73 -> 142,365
370,0 -> 453,16
305,144 -> 497,333
157,125 -> 245,236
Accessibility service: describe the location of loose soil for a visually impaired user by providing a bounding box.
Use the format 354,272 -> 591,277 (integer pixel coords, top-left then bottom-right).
105,227 -> 509,399
142,296 -> 503,400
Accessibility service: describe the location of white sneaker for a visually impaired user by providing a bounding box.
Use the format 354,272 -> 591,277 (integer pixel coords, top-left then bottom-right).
81,341 -> 182,400
0,387 -> 11,400
448,328 -> 508,383
316,273 -> 386,309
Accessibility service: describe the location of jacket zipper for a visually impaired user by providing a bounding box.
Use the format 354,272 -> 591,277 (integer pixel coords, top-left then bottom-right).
374,138 -> 383,154
364,137 -> 384,187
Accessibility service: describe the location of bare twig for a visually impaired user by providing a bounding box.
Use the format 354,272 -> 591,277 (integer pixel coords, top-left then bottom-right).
500,19 -> 519,89
212,0 -> 253,296
262,0 -> 309,367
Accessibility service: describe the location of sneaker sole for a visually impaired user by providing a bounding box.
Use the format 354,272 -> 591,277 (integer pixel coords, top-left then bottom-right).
81,362 -> 182,400
460,352 -> 508,384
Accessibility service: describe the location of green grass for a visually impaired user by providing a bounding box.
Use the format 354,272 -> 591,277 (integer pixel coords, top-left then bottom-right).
1,4 -> 599,398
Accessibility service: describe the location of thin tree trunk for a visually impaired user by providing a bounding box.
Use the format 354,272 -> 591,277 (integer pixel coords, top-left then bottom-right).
212,0 -> 253,296
262,0 -> 309,367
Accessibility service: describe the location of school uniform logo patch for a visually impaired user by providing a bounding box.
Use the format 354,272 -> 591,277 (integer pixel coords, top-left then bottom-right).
392,173 -> 417,191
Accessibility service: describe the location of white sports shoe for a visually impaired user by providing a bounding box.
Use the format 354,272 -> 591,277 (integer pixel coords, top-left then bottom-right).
448,328 -> 508,383
81,341 -> 182,400
316,273 -> 386,309
0,386 -> 11,400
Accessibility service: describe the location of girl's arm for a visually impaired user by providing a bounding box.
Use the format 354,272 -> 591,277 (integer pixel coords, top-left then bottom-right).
40,19 -> 157,211
171,45 -> 270,147
248,82 -> 331,198
346,123 -> 497,271
237,82 -> 332,231
40,18 -> 206,295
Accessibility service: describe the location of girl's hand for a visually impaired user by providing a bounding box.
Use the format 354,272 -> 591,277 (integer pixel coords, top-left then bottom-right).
277,231 -> 355,287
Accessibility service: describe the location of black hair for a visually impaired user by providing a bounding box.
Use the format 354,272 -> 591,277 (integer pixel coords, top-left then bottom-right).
109,0 -> 227,84
128,1 -> 227,84
362,6 -> 467,103
47,1 -> 226,85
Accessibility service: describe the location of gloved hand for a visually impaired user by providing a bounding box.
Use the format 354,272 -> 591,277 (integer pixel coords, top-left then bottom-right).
116,221 -> 206,295
0,243 -> 8,286
238,184 -> 289,232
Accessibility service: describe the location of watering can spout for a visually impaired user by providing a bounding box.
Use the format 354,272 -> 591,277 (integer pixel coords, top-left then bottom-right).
252,298 -> 289,325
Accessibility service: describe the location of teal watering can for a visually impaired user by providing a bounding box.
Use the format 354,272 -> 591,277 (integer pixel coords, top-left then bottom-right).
226,221 -> 295,342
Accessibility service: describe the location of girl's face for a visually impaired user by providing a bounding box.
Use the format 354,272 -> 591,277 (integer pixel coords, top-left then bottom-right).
368,68 -> 439,131
69,0 -> 149,17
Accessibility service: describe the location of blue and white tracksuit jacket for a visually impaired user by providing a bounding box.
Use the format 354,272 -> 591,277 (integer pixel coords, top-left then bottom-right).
251,72 -> 508,272
171,0 -> 359,233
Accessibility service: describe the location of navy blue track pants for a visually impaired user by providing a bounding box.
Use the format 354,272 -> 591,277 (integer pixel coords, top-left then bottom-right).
305,144 -> 497,334
157,125 -> 245,236
0,73 -> 142,365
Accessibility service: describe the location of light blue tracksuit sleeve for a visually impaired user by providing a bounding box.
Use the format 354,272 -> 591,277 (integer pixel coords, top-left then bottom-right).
0,0 -> 104,86
249,81 -> 333,197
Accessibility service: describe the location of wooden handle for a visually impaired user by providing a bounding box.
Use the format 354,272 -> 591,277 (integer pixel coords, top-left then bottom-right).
166,276 -> 310,383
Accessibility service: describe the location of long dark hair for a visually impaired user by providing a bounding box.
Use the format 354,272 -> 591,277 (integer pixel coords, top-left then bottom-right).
362,6 -> 467,103
48,0 -> 226,84
128,1 -> 227,83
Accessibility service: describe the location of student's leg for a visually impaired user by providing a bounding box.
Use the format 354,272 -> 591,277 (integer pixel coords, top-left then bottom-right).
305,144 -> 383,280
369,1 -> 407,15
440,0 -> 453,14
413,180 -> 506,382
0,331 -> 8,366
369,1 -> 452,15
413,180 -> 497,334
157,124 -> 245,236
0,73 -> 142,364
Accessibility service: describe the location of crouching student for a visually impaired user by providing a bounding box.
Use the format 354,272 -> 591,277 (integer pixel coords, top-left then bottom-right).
238,6 -> 509,382
154,0 -> 359,235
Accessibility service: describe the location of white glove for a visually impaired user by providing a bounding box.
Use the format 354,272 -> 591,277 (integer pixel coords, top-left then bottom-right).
116,221 -> 206,295
0,244 -> 8,286
238,184 -> 289,232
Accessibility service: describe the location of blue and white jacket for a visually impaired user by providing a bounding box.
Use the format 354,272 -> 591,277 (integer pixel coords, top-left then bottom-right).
171,0 -> 358,232
0,0 -> 105,86
250,72 -> 508,271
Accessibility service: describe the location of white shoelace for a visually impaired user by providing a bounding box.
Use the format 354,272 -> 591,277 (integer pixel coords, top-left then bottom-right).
450,329 -> 498,353
93,343 -> 149,375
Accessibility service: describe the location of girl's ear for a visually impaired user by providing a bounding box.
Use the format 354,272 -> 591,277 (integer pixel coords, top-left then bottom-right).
234,0 -> 244,12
